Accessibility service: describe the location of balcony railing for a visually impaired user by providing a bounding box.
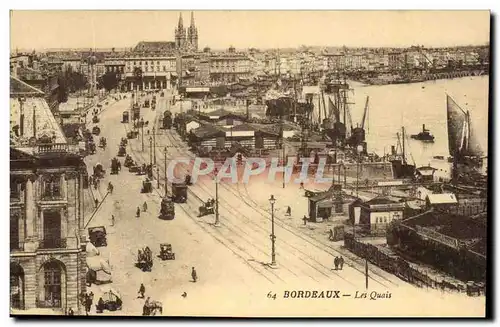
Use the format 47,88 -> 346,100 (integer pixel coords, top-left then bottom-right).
36,299 -> 61,308
41,193 -> 64,201
39,238 -> 67,249
10,241 -> 24,252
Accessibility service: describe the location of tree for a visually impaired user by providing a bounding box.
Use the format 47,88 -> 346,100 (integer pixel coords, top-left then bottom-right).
100,71 -> 119,92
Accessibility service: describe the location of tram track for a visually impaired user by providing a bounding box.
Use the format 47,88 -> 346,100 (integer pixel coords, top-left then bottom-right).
158,127 -> 398,288
122,123 -> 282,284
125,99 -> 399,288
152,130 -> 357,286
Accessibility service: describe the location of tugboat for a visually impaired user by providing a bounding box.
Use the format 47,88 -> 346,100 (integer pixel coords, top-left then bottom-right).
411,124 -> 435,142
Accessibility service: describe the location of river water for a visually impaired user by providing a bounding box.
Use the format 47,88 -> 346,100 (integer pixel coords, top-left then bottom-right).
331,76 -> 489,178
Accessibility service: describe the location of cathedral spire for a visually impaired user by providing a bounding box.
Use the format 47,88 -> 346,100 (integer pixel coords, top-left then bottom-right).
178,12 -> 184,29
190,11 -> 195,28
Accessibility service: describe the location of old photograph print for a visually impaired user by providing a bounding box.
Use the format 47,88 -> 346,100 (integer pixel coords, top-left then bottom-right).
9,10 -> 489,317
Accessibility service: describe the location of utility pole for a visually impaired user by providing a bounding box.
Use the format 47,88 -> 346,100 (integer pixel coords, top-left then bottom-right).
365,258 -> 369,290
152,127 -> 156,165
157,167 -> 160,189
164,147 -> 168,197
269,195 -> 277,268
141,118 -> 144,151
214,167 -> 220,226
149,136 -> 153,166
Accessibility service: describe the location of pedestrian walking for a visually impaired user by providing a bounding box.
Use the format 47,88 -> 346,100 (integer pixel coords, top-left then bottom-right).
108,182 -> 114,194
339,256 -> 344,270
94,198 -> 99,208
300,181 -> 304,189
329,229 -> 334,241
191,267 -> 197,282
334,256 -> 339,270
85,294 -> 92,316
303,215 -> 308,226
67,307 -> 74,316
111,215 -> 115,226
143,201 -> 148,212
96,297 -> 104,313
138,283 -> 146,298
286,206 -> 291,216
136,206 -> 141,218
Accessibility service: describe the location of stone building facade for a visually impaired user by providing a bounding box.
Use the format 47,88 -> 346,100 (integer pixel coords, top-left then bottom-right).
10,78 -> 88,315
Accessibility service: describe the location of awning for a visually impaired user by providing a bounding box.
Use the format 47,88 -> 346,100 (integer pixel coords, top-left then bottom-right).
318,200 -> 335,208
86,256 -> 111,274
170,72 -> 178,77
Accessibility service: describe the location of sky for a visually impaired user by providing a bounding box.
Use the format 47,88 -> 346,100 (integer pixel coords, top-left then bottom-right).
10,10 -> 490,51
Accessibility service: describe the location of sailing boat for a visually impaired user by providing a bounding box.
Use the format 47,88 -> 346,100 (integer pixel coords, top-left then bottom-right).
446,94 -> 484,160
390,127 -> 416,179
322,77 -> 351,147
446,94 -> 487,185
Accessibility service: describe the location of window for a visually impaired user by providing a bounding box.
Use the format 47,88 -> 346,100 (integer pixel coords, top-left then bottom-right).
375,217 -> 379,223
43,262 -> 62,307
10,213 -> 20,250
163,66 -> 166,72
151,61 -> 154,65
157,61 -> 160,65
10,177 -> 20,200
43,175 -> 61,198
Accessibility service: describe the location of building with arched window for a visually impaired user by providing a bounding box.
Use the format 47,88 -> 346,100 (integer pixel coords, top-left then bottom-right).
10,77 -> 88,315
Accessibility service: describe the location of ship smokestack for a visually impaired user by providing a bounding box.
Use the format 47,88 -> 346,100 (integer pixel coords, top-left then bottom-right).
391,145 -> 396,155
422,124 -> 425,131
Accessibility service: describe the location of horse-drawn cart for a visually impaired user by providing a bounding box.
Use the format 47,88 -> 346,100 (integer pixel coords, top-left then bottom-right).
142,299 -> 163,316
172,183 -> 187,203
124,155 -> 134,168
198,199 -> 215,217
122,111 -> 129,123
99,137 -> 106,148
88,226 -> 107,247
136,247 -> 153,272
110,157 -> 121,175
93,163 -> 106,179
99,287 -> 123,312
118,145 -> 127,157
159,243 -> 175,260
159,197 -> 175,220
141,178 -> 152,193
92,126 -> 101,136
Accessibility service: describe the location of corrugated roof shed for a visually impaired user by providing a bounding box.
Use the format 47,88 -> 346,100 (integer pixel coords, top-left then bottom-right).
426,193 -> 458,205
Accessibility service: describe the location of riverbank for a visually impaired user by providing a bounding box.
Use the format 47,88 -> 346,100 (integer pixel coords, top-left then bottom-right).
352,69 -> 488,86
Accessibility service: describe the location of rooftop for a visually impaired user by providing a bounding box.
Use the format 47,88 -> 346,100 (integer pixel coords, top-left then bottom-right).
10,83 -> 67,150
426,193 -> 458,205
133,41 -> 176,53
10,76 -> 45,97
403,210 -> 486,243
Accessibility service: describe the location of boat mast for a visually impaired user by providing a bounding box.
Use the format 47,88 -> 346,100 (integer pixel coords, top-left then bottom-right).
402,126 -> 406,164
318,91 -> 321,126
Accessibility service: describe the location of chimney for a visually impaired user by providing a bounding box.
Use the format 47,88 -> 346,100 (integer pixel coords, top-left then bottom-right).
422,124 -> 425,131
19,99 -> 25,136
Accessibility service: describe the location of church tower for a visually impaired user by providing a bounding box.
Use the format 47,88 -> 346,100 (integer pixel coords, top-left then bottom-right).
175,13 -> 187,50
187,12 -> 199,51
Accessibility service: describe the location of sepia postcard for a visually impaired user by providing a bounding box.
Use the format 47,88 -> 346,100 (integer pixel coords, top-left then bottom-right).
9,10 -> 489,317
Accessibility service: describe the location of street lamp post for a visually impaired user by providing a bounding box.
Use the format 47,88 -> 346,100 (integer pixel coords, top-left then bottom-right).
214,167 -> 220,227
356,145 -> 364,198
281,141 -> 286,189
164,147 -> 168,197
152,127 -> 156,165
149,136 -> 153,166
157,167 -> 160,189
141,117 -> 145,152
269,195 -> 277,268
